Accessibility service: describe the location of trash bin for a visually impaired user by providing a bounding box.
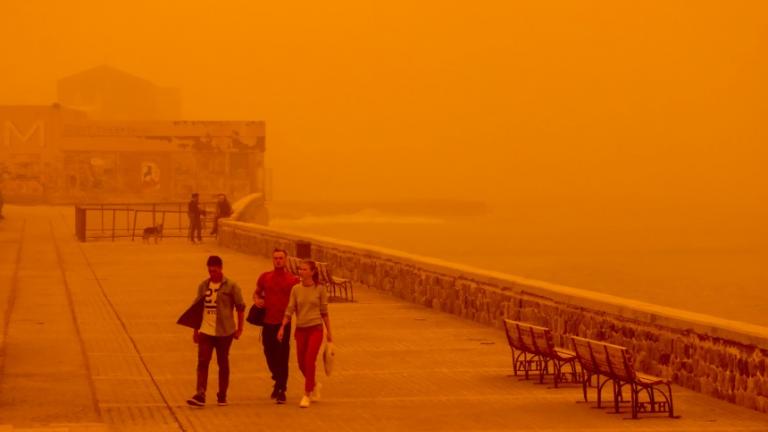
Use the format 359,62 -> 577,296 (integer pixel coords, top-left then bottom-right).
296,240 -> 312,259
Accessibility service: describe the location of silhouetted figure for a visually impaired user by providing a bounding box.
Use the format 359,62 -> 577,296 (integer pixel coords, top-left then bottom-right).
185,255 -> 246,407
188,193 -> 204,243
210,193 -> 232,236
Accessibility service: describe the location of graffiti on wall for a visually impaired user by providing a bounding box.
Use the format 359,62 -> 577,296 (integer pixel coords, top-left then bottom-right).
1,111 -> 265,203
60,153 -> 120,198
1,153 -> 45,200
1,120 -> 48,201
2,120 -> 46,149
140,161 -> 160,191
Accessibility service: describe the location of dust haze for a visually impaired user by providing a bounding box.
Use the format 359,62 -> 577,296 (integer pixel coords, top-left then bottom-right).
2,1 -> 767,323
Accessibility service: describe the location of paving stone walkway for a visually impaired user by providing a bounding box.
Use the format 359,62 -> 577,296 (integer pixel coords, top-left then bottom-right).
0,206 -> 766,431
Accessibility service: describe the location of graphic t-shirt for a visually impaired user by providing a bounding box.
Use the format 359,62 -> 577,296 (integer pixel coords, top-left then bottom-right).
200,281 -> 221,336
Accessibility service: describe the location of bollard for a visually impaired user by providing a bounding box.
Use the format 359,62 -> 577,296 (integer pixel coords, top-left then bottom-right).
75,206 -> 86,242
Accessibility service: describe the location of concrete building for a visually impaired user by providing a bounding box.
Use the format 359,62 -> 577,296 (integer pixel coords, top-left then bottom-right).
2,66 -> 264,205
0,104 -> 266,204
57,65 -> 181,120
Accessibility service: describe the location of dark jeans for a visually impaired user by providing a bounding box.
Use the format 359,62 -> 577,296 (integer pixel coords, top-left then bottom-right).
211,217 -> 222,235
189,217 -> 202,241
262,323 -> 291,391
196,333 -> 234,397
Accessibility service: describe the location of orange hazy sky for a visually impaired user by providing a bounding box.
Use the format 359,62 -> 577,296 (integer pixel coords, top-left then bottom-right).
2,1 -> 766,204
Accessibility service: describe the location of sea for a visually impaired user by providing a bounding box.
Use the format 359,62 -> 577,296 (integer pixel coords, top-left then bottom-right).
270,201 -> 768,327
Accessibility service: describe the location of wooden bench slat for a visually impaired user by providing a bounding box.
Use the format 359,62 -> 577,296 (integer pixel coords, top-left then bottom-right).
636,372 -> 669,385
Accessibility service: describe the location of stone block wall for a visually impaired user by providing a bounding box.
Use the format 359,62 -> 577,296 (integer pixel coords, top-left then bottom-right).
219,220 -> 768,413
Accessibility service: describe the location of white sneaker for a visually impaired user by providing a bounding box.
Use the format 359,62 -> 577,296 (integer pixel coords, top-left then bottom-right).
299,395 -> 311,408
310,382 -> 322,401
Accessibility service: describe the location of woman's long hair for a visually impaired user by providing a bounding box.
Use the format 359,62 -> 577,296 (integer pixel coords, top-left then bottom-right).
301,259 -> 320,285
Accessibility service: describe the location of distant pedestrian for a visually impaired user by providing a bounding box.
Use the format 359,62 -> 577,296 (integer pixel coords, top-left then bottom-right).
188,193 -> 204,243
278,259 -> 333,408
186,255 -> 246,407
254,248 -> 299,404
210,193 -> 232,236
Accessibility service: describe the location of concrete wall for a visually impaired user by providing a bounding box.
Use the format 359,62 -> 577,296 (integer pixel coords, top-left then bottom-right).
0,105 -> 85,202
219,220 -> 768,413
1,104 -> 266,203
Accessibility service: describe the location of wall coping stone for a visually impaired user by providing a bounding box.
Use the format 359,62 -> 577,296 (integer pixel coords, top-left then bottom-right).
225,220 -> 768,348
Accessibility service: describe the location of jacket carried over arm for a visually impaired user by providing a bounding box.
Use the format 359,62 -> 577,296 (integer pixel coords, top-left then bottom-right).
185,277 -> 246,336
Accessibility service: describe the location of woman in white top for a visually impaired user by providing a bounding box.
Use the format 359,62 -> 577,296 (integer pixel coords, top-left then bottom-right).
278,259 -> 333,408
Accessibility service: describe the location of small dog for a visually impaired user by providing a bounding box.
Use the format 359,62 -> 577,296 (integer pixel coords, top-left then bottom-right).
142,223 -> 163,243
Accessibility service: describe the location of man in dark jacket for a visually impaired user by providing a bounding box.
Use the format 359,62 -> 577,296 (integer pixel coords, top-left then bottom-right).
211,193 -> 232,236
188,193 -> 204,243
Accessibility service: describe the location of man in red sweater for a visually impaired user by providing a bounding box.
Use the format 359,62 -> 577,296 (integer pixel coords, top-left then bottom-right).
253,248 -> 299,404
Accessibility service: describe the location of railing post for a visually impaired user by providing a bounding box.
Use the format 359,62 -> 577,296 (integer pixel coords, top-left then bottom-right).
132,210 -> 138,241
75,206 -> 86,242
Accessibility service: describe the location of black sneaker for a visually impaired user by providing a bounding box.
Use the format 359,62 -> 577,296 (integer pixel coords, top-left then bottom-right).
276,389 -> 286,404
186,394 -> 205,407
270,386 -> 279,399
217,392 -> 228,406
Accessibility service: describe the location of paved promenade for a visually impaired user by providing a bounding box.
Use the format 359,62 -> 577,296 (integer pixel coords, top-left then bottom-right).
0,206 -> 766,431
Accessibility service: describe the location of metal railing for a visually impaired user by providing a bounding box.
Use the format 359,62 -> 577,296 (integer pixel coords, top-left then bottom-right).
74,201 -> 218,242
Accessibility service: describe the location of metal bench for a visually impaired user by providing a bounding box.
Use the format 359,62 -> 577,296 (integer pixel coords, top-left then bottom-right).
286,255 -> 302,276
503,319 -> 579,387
317,261 -> 354,302
570,336 -> 676,419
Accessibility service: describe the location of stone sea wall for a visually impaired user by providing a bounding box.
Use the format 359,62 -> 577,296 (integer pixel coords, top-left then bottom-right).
219,220 -> 768,413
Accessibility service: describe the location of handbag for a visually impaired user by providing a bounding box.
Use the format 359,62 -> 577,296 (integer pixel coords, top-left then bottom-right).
323,342 -> 335,376
246,304 -> 265,326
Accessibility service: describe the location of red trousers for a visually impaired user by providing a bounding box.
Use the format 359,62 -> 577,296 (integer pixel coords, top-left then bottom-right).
294,324 -> 324,393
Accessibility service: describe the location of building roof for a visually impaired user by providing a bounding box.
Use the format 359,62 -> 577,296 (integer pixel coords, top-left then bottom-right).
58,65 -> 155,87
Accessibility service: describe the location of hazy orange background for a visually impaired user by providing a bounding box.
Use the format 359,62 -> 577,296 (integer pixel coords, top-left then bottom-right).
1,0 -> 766,205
